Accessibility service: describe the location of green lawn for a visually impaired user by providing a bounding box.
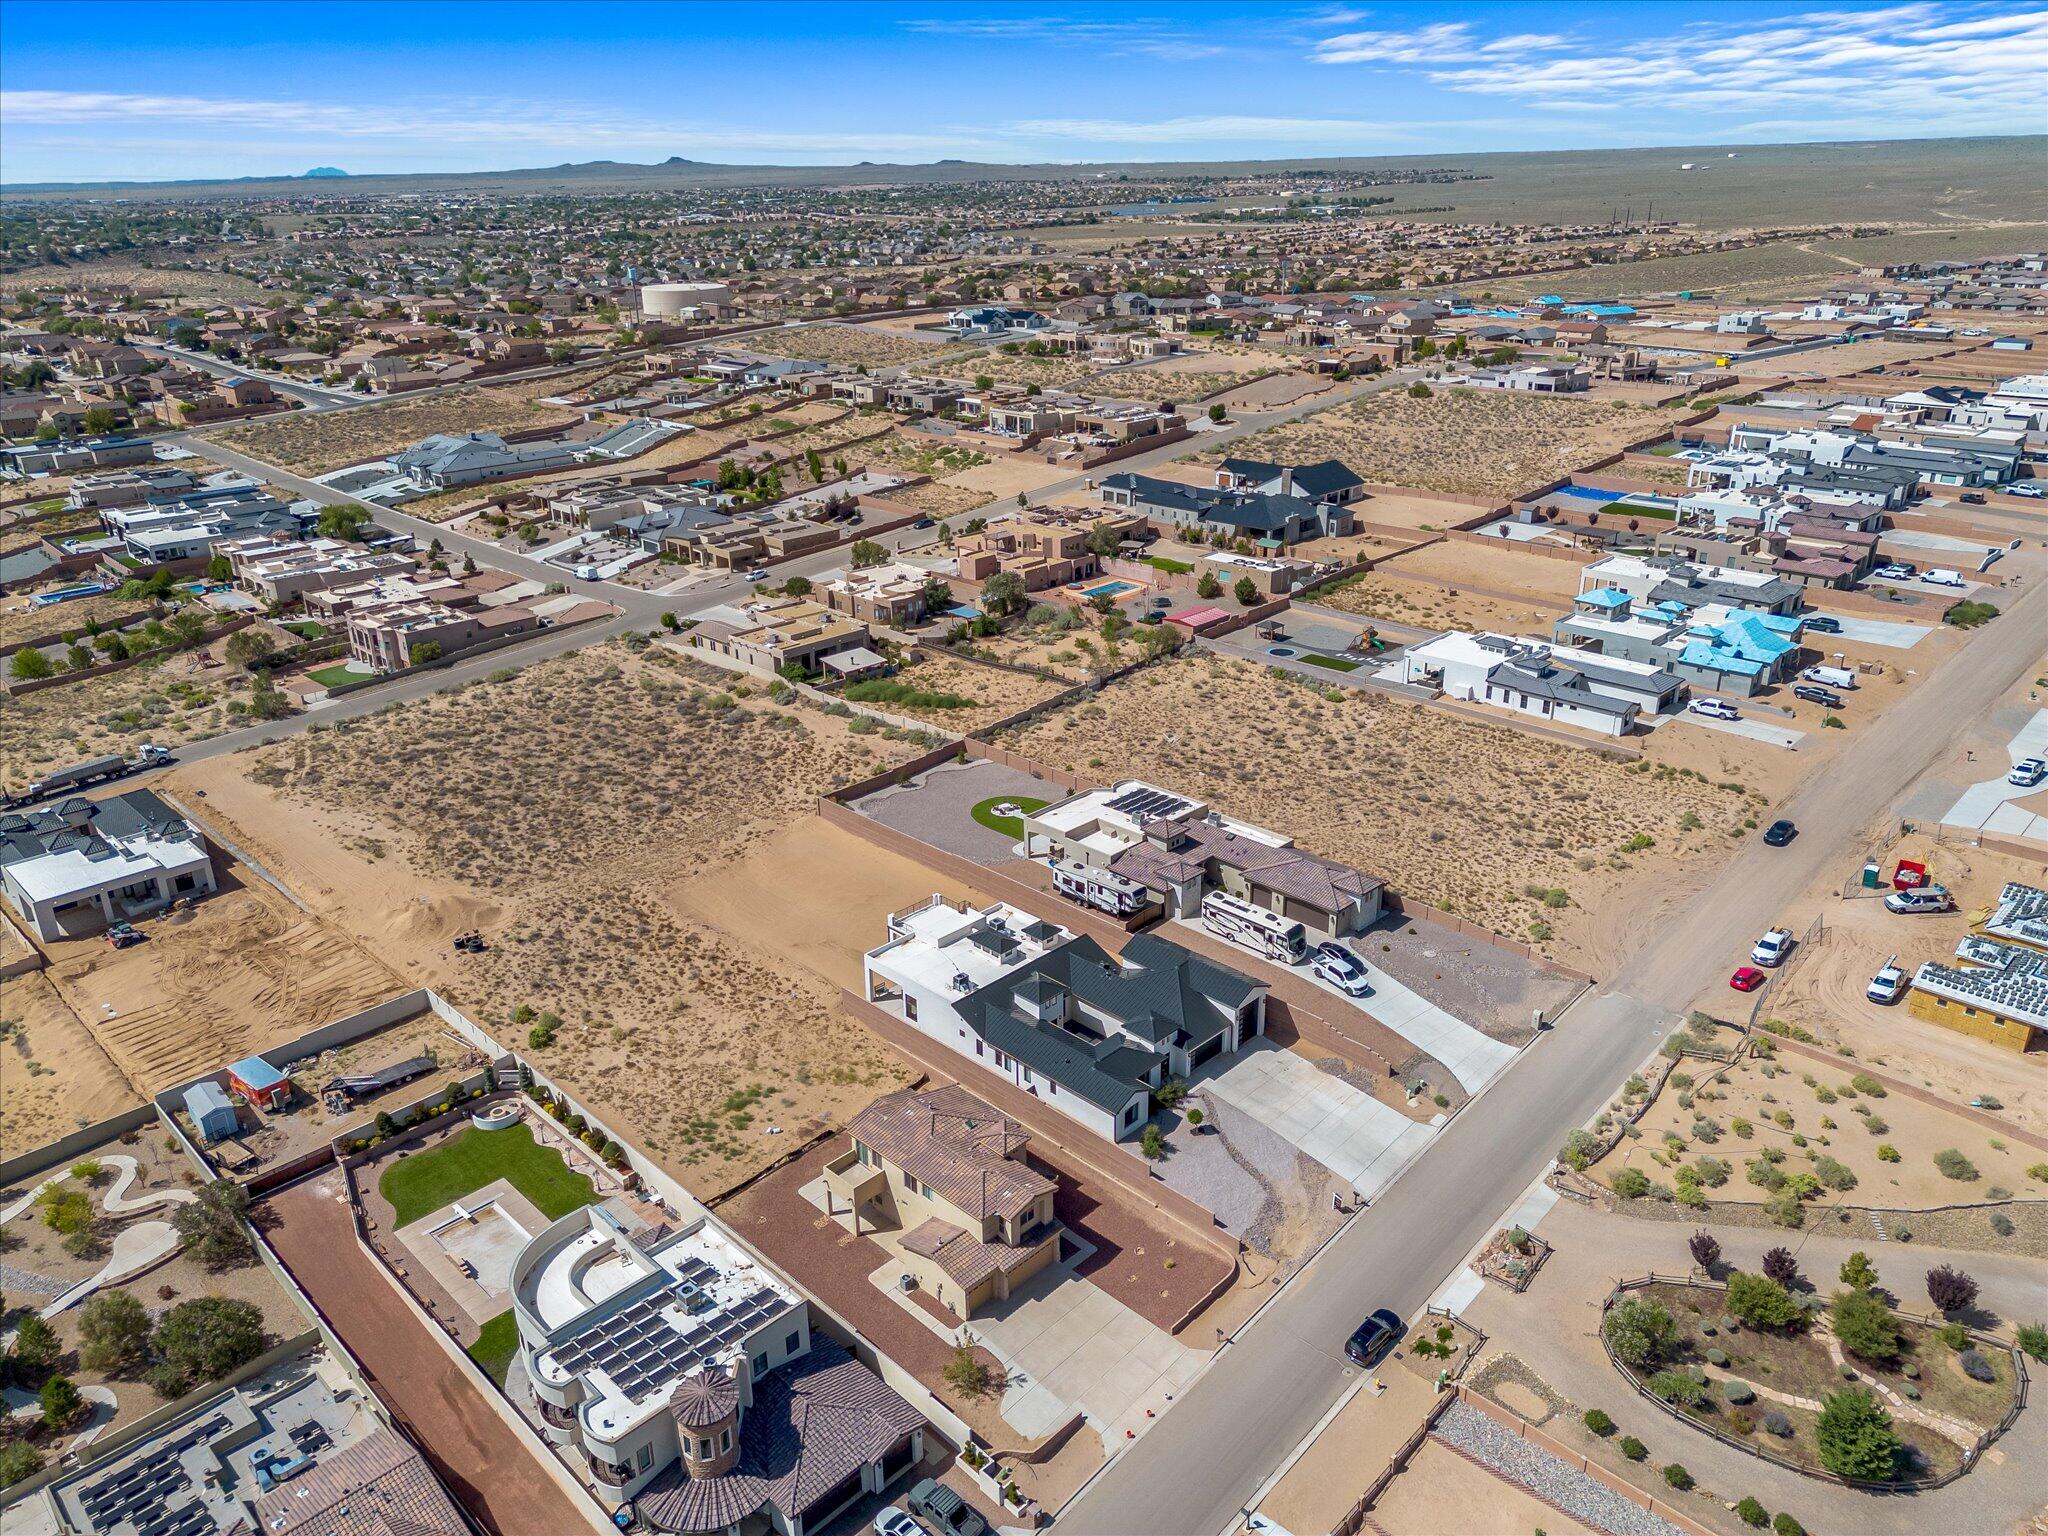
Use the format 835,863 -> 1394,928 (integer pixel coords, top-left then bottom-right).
1146,556 -> 1195,575
306,661 -> 371,688
378,1122 -> 595,1228
283,620 -> 327,640
1606,502 -> 1678,521
1299,653 -> 1360,673
970,795 -> 1049,838
467,1310 -> 519,1386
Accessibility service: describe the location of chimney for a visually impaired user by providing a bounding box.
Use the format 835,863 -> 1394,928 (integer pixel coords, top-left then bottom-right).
1278,467 -> 1293,497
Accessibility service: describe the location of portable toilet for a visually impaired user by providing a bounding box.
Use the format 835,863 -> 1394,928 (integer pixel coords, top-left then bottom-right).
1862,860 -> 1881,889
183,1081 -> 239,1144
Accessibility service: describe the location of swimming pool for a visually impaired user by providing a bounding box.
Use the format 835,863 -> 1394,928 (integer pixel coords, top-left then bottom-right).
1552,486 -> 1627,504
1076,579 -> 1141,600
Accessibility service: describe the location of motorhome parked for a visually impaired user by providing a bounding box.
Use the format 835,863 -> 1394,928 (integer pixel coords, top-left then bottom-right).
1201,890 -> 1307,963
1051,860 -> 1149,918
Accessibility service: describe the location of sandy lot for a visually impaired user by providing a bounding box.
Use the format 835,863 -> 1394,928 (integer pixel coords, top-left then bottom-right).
163,642 -> 929,1200
750,324 -> 954,369
1379,537 -> 1592,601
890,480 -> 996,520
1207,388 -> 1696,502
0,969 -> 140,1158
204,384 -> 584,476
938,456 -> 1073,499
1592,1045 -> 2039,1209
861,650 -> 1068,733
0,592 -> 157,652
990,653 -> 1764,968
42,865 -> 406,1096
0,645 -> 256,791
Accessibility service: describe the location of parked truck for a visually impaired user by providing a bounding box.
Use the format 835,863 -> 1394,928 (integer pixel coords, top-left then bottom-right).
5,744 -> 169,807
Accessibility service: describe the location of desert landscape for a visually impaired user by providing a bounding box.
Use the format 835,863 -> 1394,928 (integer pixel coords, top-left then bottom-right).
751,322 -> 957,369
161,640 -> 934,1199
1208,387 -> 1697,502
0,968 -> 140,1159
989,651 -> 1770,967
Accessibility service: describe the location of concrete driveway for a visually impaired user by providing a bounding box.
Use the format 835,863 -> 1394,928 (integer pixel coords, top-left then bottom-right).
1819,613 -> 1930,649
1194,1038 -> 1436,1200
967,1259 -> 1205,1452
1940,706 -> 2048,840
1666,710 -> 1806,749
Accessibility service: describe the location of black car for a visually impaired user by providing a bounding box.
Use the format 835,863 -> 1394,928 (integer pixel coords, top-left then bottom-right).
1802,615 -> 1841,634
1345,1308 -> 1404,1367
1763,819 -> 1796,846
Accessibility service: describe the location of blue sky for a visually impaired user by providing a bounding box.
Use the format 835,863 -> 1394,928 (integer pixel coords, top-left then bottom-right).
2,1 -> 2044,183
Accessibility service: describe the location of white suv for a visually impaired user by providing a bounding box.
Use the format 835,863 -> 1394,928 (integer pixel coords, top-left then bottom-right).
2008,757 -> 2047,788
1750,928 -> 1794,967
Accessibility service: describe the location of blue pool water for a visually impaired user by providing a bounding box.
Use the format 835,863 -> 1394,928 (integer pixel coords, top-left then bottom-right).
1082,580 -> 1140,599
1552,486 -> 1628,504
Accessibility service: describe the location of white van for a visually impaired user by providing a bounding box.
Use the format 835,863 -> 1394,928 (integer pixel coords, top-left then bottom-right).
1923,568 -> 1966,588
1201,890 -> 1307,964
1800,664 -> 1857,690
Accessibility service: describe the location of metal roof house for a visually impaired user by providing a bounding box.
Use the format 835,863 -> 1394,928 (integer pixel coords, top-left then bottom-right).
0,789 -> 216,942
1099,471 -> 1354,547
863,898 -> 1268,1141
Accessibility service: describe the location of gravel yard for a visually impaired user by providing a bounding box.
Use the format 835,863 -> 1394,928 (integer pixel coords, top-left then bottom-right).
854,757 -> 1067,865
1432,1399 -> 1684,1536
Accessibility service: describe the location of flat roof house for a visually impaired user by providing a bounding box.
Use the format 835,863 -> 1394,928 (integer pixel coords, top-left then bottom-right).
0,789 -> 217,941
510,1203 -> 925,1529
864,897 -> 1268,1140
1400,631 -> 1681,736
687,596 -> 875,678
823,561 -> 946,626
954,518 -> 1097,593
823,1084 -> 1060,1320
1580,553 -> 1803,617
1024,779 -> 1383,938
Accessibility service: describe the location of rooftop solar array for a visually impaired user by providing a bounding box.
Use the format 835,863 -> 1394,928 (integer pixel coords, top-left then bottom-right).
77,1413 -> 231,1536
548,1254 -> 792,1407
1105,787 -> 1192,821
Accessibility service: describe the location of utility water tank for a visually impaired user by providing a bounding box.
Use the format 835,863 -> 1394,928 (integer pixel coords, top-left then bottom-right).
641,282 -> 730,320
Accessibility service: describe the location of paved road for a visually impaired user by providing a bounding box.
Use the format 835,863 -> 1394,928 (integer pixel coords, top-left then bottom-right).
1057,560 -> 2048,1536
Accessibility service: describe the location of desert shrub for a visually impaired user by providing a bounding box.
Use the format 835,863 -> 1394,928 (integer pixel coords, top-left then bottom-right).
1559,1128 -> 1602,1171
1761,1410 -> 1793,1437
1831,1289 -> 1902,1364
943,1344 -> 993,1397
1706,1346 -> 1730,1366
1773,1516 -> 1804,1536
2015,1323 -> 2047,1360
1815,1387 -> 1900,1480
1764,1188 -> 1805,1228
1849,1074 -> 1885,1097
1723,1379 -> 1755,1405
1619,1435 -> 1647,1460
1813,1156 -> 1856,1191
1583,1408 -> 1616,1435
1937,1321 -> 1969,1350
1933,1147 -> 1978,1181
1726,1272 -> 1801,1329
1649,1369 -> 1707,1408
1693,1155 -> 1731,1187
1989,1212 -> 2015,1237
1603,1297 -> 1678,1368
1612,1167 -> 1652,1199
1662,1463 -> 1693,1490
79,1290 -> 151,1372
1958,1350 -> 1996,1383
1737,1497 -> 1769,1527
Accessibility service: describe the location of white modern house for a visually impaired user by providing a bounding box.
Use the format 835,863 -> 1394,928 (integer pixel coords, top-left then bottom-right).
0,789 -> 217,941
1399,631 -> 1681,737
510,1203 -> 924,1533
863,897 -> 1266,1141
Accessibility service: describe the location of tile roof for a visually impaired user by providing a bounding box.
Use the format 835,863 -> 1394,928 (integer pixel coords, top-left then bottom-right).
250,1425 -> 469,1536
899,1216 -> 1012,1290
635,1342 -> 924,1535
846,1085 -> 1052,1223
1108,817 -> 1380,916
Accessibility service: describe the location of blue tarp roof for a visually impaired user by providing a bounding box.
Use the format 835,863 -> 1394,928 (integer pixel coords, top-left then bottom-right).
947,604 -> 982,619
1579,588 -> 1631,609
1676,642 -> 1765,676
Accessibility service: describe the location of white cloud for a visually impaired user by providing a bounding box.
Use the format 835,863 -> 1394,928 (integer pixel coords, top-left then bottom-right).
1004,114 -> 1406,145
1308,3 -> 2048,133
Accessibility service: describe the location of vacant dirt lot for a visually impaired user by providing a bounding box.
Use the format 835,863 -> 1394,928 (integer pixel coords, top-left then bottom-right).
0,969 -> 139,1159
165,642 -> 929,1199
204,385 -> 583,476
0,592 -> 156,653
751,324 -> 953,369
41,864 -> 406,1095
1208,388 -> 1694,502
860,650 -> 1068,733
0,646 -> 255,792
991,653 -> 1763,967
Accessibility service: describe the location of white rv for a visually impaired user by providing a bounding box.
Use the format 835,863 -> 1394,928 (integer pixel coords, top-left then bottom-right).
1051,860 -> 1149,918
1200,890 -> 1307,963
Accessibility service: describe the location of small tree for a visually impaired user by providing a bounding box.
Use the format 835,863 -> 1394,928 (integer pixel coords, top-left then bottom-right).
148,1297 -> 266,1398
39,1373 -> 85,1429
1687,1231 -> 1721,1273
1761,1247 -> 1801,1288
407,640 -> 442,666
1814,1386 -> 1900,1480
848,538 -> 887,570
1925,1265 -> 1978,1315
981,570 -> 1027,617
1602,1296 -> 1677,1369
1839,1251 -> 1879,1291
1830,1288 -> 1902,1365
1139,1123 -> 1167,1160
1195,571 -> 1222,599
206,554 -> 234,582
79,1289 -> 152,1372
224,629 -> 276,667
943,1344 -> 993,1397
782,575 -> 813,597
1736,1496 -> 1768,1527
315,503 -> 372,542
0,1441 -> 43,1490
1207,402 -> 1226,423
1232,575 -> 1260,606
172,1178 -> 255,1269
10,1314 -> 60,1375
1726,1271 -> 1802,1330
9,647 -> 52,681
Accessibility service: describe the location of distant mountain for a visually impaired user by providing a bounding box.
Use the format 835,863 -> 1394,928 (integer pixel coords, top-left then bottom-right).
303,167 -> 348,178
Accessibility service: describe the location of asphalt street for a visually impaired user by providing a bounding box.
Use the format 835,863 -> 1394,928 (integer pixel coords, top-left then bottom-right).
1056,557 -> 2048,1536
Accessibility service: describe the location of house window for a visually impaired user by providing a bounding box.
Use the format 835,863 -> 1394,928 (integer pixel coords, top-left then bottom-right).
1122,1102 -> 1140,1126
785,1329 -> 801,1355
903,995 -> 918,1021
719,1428 -> 732,1453
994,1051 -> 1010,1069
751,1354 -> 766,1379
974,1040 -> 984,1056
637,1445 -> 653,1471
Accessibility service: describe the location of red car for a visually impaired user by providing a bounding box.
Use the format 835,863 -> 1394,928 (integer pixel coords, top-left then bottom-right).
1729,966 -> 1767,992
